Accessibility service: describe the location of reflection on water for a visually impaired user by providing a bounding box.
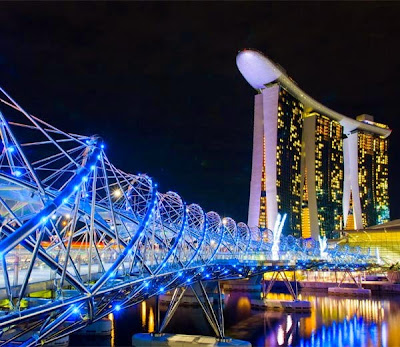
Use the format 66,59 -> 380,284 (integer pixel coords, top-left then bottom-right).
70,291 -> 400,346
141,301 -> 146,329
148,306 -> 155,333
108,313 -> 115,347
237,297 -> 251,316
226,291 -> 397,346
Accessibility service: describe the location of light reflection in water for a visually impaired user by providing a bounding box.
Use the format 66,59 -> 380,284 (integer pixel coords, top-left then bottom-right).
107,313 -> 115,347
80,291 -> 400,346
237,297 -> 251,316
148,306 -> 155,333
141,301 -> 147,328
227,292 -> 399,347
277,324 -> 284,345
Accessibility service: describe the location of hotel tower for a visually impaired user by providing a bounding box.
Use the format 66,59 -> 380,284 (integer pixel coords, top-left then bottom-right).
237,49 -> 391,239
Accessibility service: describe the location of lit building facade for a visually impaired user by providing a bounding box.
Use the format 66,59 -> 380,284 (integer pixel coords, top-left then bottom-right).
313,113 -> 344,236
237,49 -> 391,239
339,219 -> 400,262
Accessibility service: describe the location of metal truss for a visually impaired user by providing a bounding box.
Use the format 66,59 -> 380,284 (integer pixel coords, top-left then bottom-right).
0,87 -> 378,345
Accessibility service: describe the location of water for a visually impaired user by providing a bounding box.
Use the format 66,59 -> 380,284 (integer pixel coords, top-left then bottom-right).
70,291 -> 400,346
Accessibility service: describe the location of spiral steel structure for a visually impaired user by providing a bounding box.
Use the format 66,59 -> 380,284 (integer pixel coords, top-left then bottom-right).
0,87 -> 377,345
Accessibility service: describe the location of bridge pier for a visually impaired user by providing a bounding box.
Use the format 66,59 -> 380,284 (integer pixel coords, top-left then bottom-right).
262,271 -> 299,300
159,286 -> 187,333
328,269 -> 371,296
133,280 -> 251,347
253,271 -> 311,312
216,280 -> 224,340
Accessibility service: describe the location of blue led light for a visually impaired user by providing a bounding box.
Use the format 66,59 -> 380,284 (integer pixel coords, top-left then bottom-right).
91,165 -> 95,170
7,146 -> 14,153
13,170 -> 22,177
62,198 -> 68,204
101,144 -> 105,149
115,304 -> 121,311
186,279 -> 191,283
144,282 -> 149,288
159,287 -> 164,293
72,306 -> 80,314
178,272 -> 183,277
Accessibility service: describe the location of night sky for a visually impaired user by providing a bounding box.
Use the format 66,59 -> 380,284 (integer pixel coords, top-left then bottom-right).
0,2 -> 399,223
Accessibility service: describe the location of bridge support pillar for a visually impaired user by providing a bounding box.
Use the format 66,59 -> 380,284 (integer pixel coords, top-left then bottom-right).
191,281 -> 224,339
262,271 -> 298,301
328,269 -> 371,297
255,271 -> 311,312
338,269 -> 363,288
158,281 -> 228,341
216,280 -> 225,340
159,286 -> 187,334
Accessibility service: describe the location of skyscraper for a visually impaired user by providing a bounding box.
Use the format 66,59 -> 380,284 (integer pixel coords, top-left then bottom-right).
237,49 -> 391,239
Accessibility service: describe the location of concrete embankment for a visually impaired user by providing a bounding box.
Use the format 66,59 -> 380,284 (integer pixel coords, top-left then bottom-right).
300,281 -> 400,295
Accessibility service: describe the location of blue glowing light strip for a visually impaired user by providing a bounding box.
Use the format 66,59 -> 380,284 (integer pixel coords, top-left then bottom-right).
154,203 -> 187,275
90,181 -> 157,295
0,145 -> 101,256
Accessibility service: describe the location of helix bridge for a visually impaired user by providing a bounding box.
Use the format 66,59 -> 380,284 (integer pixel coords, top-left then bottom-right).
0,87 -> 379,345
